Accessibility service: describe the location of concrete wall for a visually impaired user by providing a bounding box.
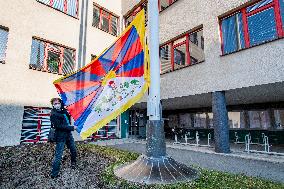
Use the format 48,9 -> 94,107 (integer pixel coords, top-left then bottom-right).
0,104 -> 24,146
0,0 -> 122,146
122,0 -> 284,100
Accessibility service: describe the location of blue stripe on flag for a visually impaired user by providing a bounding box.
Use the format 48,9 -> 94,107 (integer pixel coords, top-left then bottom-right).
63,70 -> 102,82
98,36 -> 119,72
74,87 -> 104,132
116,51 -> 144,74
111,27 -> 139,70
60,85 -> 100,106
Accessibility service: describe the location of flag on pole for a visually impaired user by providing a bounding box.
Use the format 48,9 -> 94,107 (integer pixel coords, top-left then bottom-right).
53,10 -> 149,139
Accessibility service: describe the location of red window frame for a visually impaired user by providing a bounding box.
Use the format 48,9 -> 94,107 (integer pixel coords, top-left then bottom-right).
160,28 -> 203,74
87,117 -> 120,140
93,4 -> 119,36
172,36 -> 190,69
43,43 -> 65,74
124,1 -> 147,27
38,0 -> 79,18
124,0 -> 179,27
219,0 -> 284,55
158,0 -> 178,12
159,43 -> 171,73
30,38 -> 76,75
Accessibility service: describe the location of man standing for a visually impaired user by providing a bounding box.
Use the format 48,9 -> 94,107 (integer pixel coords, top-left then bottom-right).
50,98 -> 77,178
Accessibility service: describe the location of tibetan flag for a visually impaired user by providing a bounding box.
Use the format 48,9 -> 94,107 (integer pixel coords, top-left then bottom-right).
53,10 -> 149,139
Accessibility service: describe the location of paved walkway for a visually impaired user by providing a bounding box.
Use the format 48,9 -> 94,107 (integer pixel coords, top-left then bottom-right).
93,139 -> 284,183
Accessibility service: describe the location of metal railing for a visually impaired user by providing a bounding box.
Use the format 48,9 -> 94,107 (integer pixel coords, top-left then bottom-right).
244,133 -> 284,155
172,129 -> 212,147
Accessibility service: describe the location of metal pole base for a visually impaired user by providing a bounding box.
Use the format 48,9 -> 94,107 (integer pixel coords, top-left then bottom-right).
114,155 -> 198,185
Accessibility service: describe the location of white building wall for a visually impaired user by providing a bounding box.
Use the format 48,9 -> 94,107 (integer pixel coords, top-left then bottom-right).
0,0 -> 122,146
122,0 -> 284,100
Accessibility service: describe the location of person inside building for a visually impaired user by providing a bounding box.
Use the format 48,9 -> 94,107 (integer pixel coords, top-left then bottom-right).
50,97 -> 77,178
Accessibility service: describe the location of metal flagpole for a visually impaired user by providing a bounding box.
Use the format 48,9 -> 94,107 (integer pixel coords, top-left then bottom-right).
148,0 -> 161,122
145,0 -> 166,158
114,0 -> 198,184
78,0 -> 88,69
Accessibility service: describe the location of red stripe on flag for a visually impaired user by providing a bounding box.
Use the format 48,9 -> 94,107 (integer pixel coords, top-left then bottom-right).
56,81 -> 101,93
67,90 -> 98,121
54,83 -> 64,94
83,60 -> 106,76
118,65 -> 144,77
114,37 -> 143,72
111,28 -> 133,63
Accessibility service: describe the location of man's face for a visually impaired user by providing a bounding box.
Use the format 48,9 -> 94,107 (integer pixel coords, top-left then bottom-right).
53,99 -> 61,110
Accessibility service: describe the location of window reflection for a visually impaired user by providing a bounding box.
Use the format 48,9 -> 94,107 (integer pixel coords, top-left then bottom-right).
166,109 -> 284,130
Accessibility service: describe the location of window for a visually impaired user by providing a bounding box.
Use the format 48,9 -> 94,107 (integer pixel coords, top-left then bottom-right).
274,109 -> 284,128
221,13 -> 246,54
93,4 -> 119,36
248,110 -> 272,129
189,30 -> 205,65
0,27 -> 8,64
167,113 -> 213,128
88,118 -> 120,139
37,0 -> 79,17
125,0 -> 179,27
29,38 -> 76,75
159,0 -> 178,11
220,0 -> 284,55
173,36 -> 187,70
160,44 -> 172,73
190,32 -> 198,46
21,107 -> 52,144
190,56 -> 198,65
125,0 -> 178,27
125,1 -> 148,27
159,28 -> 205,74
201,36 -> 205,50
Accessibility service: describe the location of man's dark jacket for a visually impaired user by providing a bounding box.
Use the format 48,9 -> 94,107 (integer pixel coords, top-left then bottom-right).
50,108 -> 74,142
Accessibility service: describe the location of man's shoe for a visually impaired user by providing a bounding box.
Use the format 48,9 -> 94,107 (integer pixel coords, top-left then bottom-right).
71,162 -> 77,169
51,174 -> 60,179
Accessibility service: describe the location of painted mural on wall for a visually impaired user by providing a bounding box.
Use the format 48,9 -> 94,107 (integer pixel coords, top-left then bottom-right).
21,107 -> 52,143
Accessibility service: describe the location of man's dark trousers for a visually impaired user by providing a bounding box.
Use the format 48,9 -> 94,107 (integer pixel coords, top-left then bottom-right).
51,135 -> 77,177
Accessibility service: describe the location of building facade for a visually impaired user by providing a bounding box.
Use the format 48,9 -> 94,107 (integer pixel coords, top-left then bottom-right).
1,0 -> 284,149
0,0 -> 123,146
122,0 -> 284,151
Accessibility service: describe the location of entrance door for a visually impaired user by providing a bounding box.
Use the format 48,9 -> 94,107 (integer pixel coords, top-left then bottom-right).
129,110 -> 147,138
